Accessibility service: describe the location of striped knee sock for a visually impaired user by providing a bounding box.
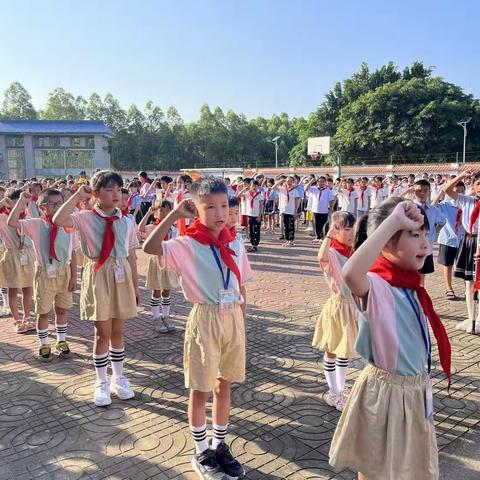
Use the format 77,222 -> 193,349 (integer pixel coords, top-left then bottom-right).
93,352 -> 109,382
161,296 -> 171,317
323,357 -> 339,395
1,287 -> 8,308
37,328 -> 49,346
55,324 -> 67,342
335,357 -> 349,393
150,296 -> 160,318
109,347 -> 125,379
212,423 -> 228,450
190,424 -> 209,454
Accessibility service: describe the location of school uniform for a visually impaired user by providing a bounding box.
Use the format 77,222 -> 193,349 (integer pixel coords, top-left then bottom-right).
309,187 -> 334,240
312,249 -> 358,358
263,189 -> 278,215
356,187 -> 370,218
0,213 -> 35,288
244,191 -> 263,247
330,273 -> 439,480
162,231 -> 253,392
278,186 -> 299,241
370,186 -> 388,208
436,200 -> 464,267
453,194 -> 479,280
144,225 -> 179,291
140,182 -> 155,216
173,190 -> 192,235
71,207 -> 138,321
127,193 -> 143,224
20,218 -> 78,315
338,189 -> 358,215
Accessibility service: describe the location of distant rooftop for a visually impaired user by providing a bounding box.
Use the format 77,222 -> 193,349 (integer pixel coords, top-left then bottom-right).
0,120 -> 113,136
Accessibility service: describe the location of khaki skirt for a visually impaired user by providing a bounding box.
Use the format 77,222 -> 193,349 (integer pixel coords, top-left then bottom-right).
329,364 -> 438,480
0,247 -> 35,288
145,255 -> 179,291
80,256 -> 137,322
312,295 -> 358,358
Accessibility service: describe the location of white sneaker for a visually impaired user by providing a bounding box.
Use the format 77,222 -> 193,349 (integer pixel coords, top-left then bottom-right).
475,322 -> 480,335
94,380 -> 112,407
466,321 -> 476,334
456,319 -> 471,331
110,376 -> 135,400
154,317 -> 168,334
325,391 -> 340,408
162,315 -> 176,332
335,393 -> 348,412
306,226 -> 313,232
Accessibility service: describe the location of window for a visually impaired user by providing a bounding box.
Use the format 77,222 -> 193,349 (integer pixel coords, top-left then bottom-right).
34,149 -> 64,169
6,136 -> 24,147
71,137 -> 81,148
66,150 -> 94,170
7,148 -> 26,178
35,136 -> 61,148
87,136 -> 95,149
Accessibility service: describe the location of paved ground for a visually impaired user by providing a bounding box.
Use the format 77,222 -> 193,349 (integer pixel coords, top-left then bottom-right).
0,227 -> 479,480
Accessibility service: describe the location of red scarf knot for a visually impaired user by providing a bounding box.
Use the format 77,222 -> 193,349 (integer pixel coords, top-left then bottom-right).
369,256 -> 451,390
330,238 -> 353,258
92,207 -> 121,271
185,219 -> 241,286
249,191 -> 261,209
469,199 -> 480,236
285,187 -> 293,204
359,185 -> 367,204
45,215 -> 59,261
454,208 -> 462,235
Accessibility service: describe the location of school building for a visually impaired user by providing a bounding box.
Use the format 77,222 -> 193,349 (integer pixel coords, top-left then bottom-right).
0,120 -> 112,180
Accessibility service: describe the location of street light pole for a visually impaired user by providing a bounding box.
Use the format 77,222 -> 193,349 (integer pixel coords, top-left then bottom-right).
457,117 -> 472,163
272,136 -> 280,168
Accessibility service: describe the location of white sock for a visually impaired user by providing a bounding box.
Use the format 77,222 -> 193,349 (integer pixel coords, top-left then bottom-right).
212,423 -> 228,450
56,323 -> 67,342
335,357 -> 349,393
1,287 -> 8,308
465,281 -> 475,322
109,347 -> 125,379
323,357 -> 339,395
161,296 -> 171,317
37,328 -> 49,346
93,352 -> 109,382
190,424 -> 209,454
150,296 -> 160,318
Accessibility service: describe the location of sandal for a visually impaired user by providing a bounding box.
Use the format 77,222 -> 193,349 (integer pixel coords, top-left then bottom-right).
445,289 -> 456,301
13,321 -> 28,334
25,320 -> 36,332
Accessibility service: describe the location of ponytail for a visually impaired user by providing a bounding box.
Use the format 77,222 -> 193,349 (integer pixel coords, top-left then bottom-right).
354,212 -> 369,250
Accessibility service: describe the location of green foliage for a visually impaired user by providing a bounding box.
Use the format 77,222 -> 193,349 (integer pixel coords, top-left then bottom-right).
1,81 -> 37,119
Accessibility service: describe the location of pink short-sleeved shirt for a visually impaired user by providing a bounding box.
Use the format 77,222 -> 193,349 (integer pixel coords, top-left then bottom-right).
0,213 -> 33,249
162,236 -> 253,304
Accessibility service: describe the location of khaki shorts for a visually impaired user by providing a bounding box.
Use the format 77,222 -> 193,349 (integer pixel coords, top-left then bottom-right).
81,256 -> 137,322
34,264 -> 73,315
184,303 -> 246,392
0,247 -> 35,288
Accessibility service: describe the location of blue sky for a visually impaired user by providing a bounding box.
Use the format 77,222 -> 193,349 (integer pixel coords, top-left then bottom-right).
0,0 -> 478,121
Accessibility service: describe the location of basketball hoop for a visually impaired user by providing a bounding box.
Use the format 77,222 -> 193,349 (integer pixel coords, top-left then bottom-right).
311,153 -> 318,161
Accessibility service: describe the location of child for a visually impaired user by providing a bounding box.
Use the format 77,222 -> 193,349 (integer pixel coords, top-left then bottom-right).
127,181 -> 143,224
27,182 -> 43,218
273,176 -> 300,247
312,212 -> 358,411
306,176 -> 335,242
0,190 -> 35,333
432,183 -> 466,301
8,189 -> 78,361
173,175 -> 193,235
143,177 -> 253,480
263,178 -> 278,234
227,196 -> 240,238
242,180 -> 263,252
139,199 -> 179,334
0,186 -> 10,316
445,169 -> 480,333
330,198 -> 451,480
237,178 -> 252,238
370,176 -> 387,209
338,178 -> 358,215
356,177 -> 371,217
53,170 -> 140,407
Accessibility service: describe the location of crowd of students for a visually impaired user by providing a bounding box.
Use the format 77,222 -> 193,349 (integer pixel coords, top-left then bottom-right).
0,167 -> 475,480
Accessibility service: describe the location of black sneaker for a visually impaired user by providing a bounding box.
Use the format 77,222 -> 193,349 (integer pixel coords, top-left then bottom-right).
215,442 -> 245,479
279,235 -> 285,240
191,449 -> 226,480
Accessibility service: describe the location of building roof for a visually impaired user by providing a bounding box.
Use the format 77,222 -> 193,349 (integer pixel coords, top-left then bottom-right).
0,120 -> 112,136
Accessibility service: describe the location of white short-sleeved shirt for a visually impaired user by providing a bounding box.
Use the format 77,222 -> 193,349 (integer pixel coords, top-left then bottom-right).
309,187 -> 334,214
370,187 -> 388,208
356,187 -> 371,211
278,186 -> 299,215
243,192 -> 263,217
339,189 -> 358,214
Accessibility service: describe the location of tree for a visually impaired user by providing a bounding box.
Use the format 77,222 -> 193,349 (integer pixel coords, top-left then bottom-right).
86,93 -> 104,120
41,87 -> 84,120
1,82 -> 37,119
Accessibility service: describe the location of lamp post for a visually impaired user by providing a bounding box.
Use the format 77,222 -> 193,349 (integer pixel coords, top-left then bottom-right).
272,136 -> 280,168
457,117 -> 472,163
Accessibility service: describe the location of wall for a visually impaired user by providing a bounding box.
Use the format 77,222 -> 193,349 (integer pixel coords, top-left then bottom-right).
93,135 -> 110,170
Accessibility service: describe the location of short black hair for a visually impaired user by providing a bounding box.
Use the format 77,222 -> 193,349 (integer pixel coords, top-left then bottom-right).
414,179 -> 431,189
39,189 -> 63,204
121,188 -> 129,195
160,176 -> 172,184
160,199 -> 173,210
229,197 -> 239,208
191,177 -> 228,200
252,180 -> 260,187
91,170 -> 123,191
7,189 -> 22,201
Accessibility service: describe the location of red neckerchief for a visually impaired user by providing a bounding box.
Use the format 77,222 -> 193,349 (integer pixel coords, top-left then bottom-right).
176,191 -> 188,235
122,208 -> 129,216
285,186 -> 294,203
359,185 -> 367,204
92,207 -> 121,271
31,195 -> 38,202
127,193 -> 137,210
266,189 -> 270,201
229,226 -> 236,237
389,185 -> 396,195
0,207 -> 6,214
370,256 -> 451,389
454,208 -> 462,235
4,208 -> 26,220
374,185 -> 383,200
44,215 -> 59,261
346,185 -> 354,200
330,238 -> 353,258
185,219 -> 241,286
250,191 -> 261,209
317,186 -> 325,200
469,198 -> 480,236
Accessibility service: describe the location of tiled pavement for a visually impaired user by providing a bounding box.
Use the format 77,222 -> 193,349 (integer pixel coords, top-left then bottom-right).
0,228 -> 479,480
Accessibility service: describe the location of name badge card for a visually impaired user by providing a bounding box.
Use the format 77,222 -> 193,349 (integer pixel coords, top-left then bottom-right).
46,264 -> 57,279
219,288 -> 235,313
113,264 -> 125,283
19,252 -> 28,266
425,383 -> 434,421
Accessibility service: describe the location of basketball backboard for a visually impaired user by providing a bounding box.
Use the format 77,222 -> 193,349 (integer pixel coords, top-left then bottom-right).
307,136 -> 330,155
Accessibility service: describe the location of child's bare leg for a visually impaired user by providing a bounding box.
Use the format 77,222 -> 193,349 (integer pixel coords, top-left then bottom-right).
444,265 -> 453,291
8,288 -> 19,322
212,378 -> 231,449
37,313 -> 50,332
22,287 -> 32,319
358,473 -> 367,480
94,320 -> 112,354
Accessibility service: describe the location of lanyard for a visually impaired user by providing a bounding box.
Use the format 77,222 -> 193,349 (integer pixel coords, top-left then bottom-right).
210,246 -> 231,290
403,289 -> 432,373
